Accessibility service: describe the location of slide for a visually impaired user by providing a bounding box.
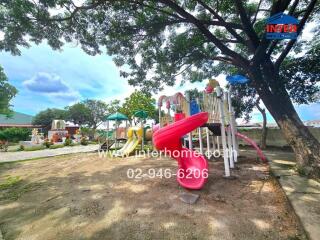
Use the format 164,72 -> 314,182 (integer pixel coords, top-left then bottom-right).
113,127 -> 142,157
153,112 -> 209,190
235,132 -> 267,163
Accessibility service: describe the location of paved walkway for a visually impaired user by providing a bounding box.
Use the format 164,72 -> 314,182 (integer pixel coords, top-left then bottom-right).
242,149 -> 320,240
0,144 -> 99,163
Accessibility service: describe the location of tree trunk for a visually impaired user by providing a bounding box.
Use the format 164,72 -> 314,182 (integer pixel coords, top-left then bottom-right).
250,63 -> 320,177
256,101 -> 267,149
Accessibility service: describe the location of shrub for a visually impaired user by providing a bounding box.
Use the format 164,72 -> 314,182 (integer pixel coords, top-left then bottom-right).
43,138 -> 53,148
0,140 -> 8,152
64,137 -> 72,146
0,128 -> 31,143
80,137 -> 88,146
18,145 -> 25,151
80,127 -> 95,140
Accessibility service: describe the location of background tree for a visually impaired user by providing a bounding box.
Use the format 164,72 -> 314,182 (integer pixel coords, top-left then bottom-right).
32,108 -> 67,131
82,99 -> 109,129
231,85 -> 268,149
66,102 -> 91,126
120,91 -> 156,120
67,100 -> 110,129
106,99 -> 121,115
230,44 -> 320,149
0,66 -> 17,116
1,0 -> 320,175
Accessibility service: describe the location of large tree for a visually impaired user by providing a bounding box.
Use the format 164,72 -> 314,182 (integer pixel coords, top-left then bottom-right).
67,99 -> 110,129
1,0 -> 320,176
65,102 -> 91,126
0,66 -> 17,116
32,108 -> 67,130
120,91 -> 156,120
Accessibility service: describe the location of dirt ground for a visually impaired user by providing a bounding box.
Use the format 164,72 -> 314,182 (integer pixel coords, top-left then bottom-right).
0,152 -> 306,240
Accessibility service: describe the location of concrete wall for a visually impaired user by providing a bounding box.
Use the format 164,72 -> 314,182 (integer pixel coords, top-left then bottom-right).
237,128 -> 320,147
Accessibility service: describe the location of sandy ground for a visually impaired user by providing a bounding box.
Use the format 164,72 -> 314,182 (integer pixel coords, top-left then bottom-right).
0,152 -> 306,240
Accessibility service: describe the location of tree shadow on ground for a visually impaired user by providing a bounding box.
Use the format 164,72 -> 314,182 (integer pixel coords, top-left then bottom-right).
0,153 -> 306,240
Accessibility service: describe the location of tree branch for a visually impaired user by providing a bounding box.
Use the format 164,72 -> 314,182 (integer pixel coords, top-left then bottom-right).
251,0 -> 263,24
45,0 -> 105,22
275,0 -> 318,69
234,0 -> 260,49
196,0 -> 250,50
159,0 -> 249,67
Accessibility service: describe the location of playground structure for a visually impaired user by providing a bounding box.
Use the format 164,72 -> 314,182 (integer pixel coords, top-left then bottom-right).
98,78 -> 266,189
154,79 -> 266,190
102,110 -> 153,157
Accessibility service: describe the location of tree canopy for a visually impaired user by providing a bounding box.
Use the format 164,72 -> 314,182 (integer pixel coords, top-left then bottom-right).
1,0 -> 318,91
0,66 -> 18,116
32,108 -> 67,130
120,91 -> 156,120
67,99 -> 121,129
2,0 -> 320,174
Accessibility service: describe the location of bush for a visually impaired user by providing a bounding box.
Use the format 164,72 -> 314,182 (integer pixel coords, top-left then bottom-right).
0,140 -> 8,152
43,138 -> 53,148
0,128 -> 31,143
64,138 -> 72,146
18,145 -> 25,151
80,127 -> 95,140
80,137 -> 88,146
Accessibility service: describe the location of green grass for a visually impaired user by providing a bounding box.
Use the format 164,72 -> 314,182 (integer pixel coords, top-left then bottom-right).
24,145 -> 46,151
0,176 -> 22,191
0,176 -> 43,201
49,144 -> 65,149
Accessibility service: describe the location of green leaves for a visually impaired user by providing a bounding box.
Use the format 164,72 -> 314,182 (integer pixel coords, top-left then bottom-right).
32,108 -> 67,130
0,65 -> 18,116
120,91 -> 156,120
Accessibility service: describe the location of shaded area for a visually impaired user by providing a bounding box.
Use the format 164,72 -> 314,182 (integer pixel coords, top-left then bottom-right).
262,149 -> 320,240
0,152 -> 306,240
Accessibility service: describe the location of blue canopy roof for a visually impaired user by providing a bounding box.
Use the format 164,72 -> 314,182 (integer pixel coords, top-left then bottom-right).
226,75 -> 249,85
267,13 -> 299,24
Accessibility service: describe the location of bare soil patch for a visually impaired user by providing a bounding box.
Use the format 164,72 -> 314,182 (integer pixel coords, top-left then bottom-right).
0,153 -> 306,240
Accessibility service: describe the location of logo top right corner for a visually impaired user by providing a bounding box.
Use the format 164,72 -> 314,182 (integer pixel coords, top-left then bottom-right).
265,12 -> 299,40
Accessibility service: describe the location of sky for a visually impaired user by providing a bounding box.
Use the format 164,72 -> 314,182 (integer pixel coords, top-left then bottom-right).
0,41 -> 319,124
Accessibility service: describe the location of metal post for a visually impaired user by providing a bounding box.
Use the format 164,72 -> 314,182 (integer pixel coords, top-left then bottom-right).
206,127 -> 210,157
216,86 -> 230,177
158,106 -> 162,128
224,91 -> 234,169
186,92 -> 192,150
228,86 -> 238,162
141,120 -> 144,150
198,128 -> 204,154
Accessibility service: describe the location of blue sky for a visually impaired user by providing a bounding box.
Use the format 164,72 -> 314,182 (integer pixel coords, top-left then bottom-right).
0,42 -> 319,123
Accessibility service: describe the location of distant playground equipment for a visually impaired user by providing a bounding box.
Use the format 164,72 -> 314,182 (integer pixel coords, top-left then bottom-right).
154,78 -> 266,190
102,112 -> 130,152
101,110 -> 154,157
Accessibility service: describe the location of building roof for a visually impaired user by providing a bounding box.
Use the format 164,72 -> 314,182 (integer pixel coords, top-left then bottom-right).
0,112 -> 37,127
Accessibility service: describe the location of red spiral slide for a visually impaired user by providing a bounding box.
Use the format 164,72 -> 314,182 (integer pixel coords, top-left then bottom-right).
153,112 -> 209,189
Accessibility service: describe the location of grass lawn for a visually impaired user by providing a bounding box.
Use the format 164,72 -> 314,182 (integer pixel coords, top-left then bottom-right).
0,152 -> 306,240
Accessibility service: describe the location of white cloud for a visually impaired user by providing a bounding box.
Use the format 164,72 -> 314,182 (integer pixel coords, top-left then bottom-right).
23,72 -> 80,102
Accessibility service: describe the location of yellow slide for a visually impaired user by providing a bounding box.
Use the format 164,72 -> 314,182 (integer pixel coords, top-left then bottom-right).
113,127 -> 143,157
